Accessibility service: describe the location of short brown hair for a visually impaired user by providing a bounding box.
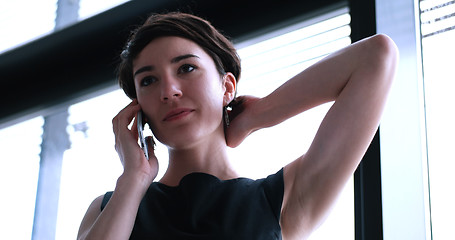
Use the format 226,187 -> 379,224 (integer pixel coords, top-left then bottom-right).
117,12 -> 241,99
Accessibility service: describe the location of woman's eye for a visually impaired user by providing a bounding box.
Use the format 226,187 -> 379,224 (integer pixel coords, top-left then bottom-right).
178,64 -> 196,74
141,76 -> 157,86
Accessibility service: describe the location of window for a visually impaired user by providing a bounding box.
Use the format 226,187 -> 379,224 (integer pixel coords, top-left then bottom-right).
0,0 -> 130,53
54,7 -> 354,239
376,0 -> 454,238
420,0 -> 455,239
232,8 -> 353,239
55,89 -> 130,239
0,6 -> 354,239
78,0 -> 130,20
0,0 -> 56,53
0,117 -> 43,239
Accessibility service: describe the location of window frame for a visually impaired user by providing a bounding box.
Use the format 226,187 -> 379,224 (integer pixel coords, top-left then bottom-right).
376,0 -> 432,239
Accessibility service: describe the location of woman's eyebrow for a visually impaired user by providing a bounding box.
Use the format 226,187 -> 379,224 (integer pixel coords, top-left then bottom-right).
134,54 -> 199,77
134,66 -> 154,77
171,54 -> 199,63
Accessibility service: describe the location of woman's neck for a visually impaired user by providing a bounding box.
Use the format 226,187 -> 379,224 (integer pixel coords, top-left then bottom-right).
158,137 -> 238,186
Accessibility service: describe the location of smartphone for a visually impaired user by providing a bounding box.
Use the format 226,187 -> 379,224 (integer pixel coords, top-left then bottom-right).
137,110 -> 149,160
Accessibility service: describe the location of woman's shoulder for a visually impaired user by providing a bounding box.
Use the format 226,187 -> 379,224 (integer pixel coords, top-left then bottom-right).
77,194 -> 104,238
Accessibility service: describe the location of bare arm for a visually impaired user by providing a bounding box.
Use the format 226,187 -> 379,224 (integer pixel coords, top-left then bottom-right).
77,100 -> 158,240
227,34 -> 398,239
77,177 -> 146,240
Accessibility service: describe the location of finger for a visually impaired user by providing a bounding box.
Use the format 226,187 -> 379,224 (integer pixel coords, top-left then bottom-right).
124,101 -> 141,129
121,98 -> 139,111
113,100 -> 141,134
228,102 -> 245,121
116,99 -> 139,122
228,96 -> 247,109
145,136 -> 159,175
131,112 -> 139,140
113,100 -> 136,127
145,136 -> 156,156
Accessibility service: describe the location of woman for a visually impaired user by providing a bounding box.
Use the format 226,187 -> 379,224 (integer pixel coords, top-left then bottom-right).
78,12 -> 398,240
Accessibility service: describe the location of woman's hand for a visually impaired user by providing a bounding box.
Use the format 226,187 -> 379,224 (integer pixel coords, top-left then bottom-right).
112,99 -> 159,189
225,95 -> 261,148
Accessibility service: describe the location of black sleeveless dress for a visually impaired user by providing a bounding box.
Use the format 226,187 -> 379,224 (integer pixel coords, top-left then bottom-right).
101,168 -> 284,240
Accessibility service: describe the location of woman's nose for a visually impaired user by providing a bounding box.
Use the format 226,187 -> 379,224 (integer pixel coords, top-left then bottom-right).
160,77 -> 182,102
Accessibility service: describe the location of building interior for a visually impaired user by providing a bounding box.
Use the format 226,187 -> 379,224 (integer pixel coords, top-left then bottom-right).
0,0 -> 453,239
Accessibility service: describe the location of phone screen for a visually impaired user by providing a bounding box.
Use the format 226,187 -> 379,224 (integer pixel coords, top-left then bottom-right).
137,111 -> 149,160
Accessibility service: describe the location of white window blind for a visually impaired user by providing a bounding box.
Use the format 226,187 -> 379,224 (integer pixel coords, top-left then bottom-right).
420,0 -> 455,239
231,8 -> 353,240
236,11 -> 351,98
421,0 -> 455,38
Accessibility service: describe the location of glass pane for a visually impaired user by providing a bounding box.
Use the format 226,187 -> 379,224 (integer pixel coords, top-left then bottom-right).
55,89 -> 130,239
78,0 -> 130,20
0,117 -> 43,239
420,0 -> 455,239
0,0 -> 132,54
0,0 -> 57,53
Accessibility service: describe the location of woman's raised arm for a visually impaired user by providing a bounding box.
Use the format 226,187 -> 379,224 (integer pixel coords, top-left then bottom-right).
227,34 -> 398,239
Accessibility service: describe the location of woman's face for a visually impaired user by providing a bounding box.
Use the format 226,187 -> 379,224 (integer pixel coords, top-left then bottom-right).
133,36 -> 234,149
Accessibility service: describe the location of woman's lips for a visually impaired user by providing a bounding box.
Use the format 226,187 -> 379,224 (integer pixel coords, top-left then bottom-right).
162,108 -> 194,122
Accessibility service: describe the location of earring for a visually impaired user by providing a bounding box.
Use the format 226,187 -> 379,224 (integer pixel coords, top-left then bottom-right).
223,106 -> 230,128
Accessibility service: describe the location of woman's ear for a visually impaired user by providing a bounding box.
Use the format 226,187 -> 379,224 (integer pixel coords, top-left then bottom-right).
223,72 -> 237,106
